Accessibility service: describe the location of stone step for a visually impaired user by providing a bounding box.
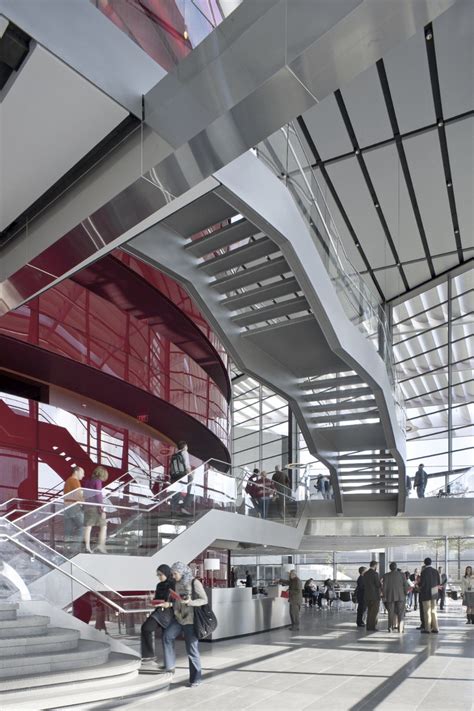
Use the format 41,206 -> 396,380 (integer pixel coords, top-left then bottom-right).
0,627 -> 80,658
0,614 -> 50,638
0,654 -> 170,710
0,602 -> 18,621
0,638 -> 109,678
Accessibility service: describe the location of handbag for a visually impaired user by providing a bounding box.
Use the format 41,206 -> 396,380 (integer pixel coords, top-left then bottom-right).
191,580 -> 218,639
150,606 -> 173,629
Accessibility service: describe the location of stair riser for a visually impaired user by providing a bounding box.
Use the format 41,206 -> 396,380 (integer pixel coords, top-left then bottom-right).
0,638 -> 79,658
0,625 -> 49,639
0,611 -> 17,621
0,649 -> 110,678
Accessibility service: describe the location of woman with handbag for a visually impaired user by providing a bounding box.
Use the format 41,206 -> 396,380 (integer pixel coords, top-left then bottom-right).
140,564 -> 175,671
161,561 -> 208,687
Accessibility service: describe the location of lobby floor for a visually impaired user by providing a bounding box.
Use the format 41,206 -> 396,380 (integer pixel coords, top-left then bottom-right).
78,604 -> 473,711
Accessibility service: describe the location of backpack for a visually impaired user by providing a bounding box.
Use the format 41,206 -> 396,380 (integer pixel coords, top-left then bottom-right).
169,451 -> 187,483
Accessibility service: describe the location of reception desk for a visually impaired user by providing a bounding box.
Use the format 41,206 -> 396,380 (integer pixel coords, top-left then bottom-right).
205,586 -> 290,641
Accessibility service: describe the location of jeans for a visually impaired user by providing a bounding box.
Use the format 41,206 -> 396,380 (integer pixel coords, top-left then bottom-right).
141,615 -> 161,659
256,496 -> 271,518
416,487 -> 425,498
438,588 -> 446,610
63,506 -> 84,552
162,620 -> 201,684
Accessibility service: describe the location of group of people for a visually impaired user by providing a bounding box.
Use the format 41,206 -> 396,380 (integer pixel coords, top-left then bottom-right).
354,559 -> 473,632
140,561 -> 208,687
63,464 -> 109,554
303,578 -> 337,608
245,465 -> 291,518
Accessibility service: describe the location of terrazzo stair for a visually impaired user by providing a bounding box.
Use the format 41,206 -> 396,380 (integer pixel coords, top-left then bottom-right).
0,601 -> 170,708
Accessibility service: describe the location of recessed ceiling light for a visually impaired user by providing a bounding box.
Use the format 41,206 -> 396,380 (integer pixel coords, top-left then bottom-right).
426,32 -> 433,40
374,203 -> 379,209
447,181 -> 452,187
438,120 -> 444,127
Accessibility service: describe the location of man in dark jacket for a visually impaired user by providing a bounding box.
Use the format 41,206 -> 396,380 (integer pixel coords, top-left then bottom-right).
355,566 -> 366,627
364,560 -> 381,631
419,557 -> 441,633
414,464 -> 428,498
438,566 -> 448,610
272,465 -> 291,517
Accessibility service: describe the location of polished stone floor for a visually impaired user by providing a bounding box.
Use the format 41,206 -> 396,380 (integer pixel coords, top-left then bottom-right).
81,603 -> 473,711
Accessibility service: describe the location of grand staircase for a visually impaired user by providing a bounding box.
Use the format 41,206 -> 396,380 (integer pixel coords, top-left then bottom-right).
0,600 -> 170,709
126,151 -> 406,513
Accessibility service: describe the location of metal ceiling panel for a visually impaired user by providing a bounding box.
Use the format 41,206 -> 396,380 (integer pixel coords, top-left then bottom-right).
383,26 -> 435,133
313,167 -> 366,273
403,130 -> 457,256
364,143 -> 425,263
402,260 -> 433,289
302,95 -> 353,161
433,0 -> 474,119
378,265 -> 406,301
326,157 -> 390,270
445,119 -> 474,249
432,253 -> 462,274
340,64 -> 392,147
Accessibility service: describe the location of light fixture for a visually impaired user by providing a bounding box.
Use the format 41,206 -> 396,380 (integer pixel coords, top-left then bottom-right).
374,203 -> 379,209
81,403 -> 87,408
447,181 -> 452,188
438,120 -> 444,127
426,31 -> 433,40
454,228 -> 459,234
204,558 -> 220,587
60,452 -> 66,457
52,446 -> 58,450
355,149 -> 360,155
183,28 -> 189,40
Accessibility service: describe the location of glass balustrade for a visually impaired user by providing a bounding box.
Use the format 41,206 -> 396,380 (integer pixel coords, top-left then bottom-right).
2,461 -> 305,561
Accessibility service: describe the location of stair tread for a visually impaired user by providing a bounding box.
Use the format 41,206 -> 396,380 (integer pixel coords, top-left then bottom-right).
199,237 -> 279,275
233,295 -> 309,326
222,277 -> 300,310
210,256 -> 289,292
185,219 -> 258,256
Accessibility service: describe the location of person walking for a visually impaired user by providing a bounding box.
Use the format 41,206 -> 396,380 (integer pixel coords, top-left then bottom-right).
140,564 -> 175,671
355,566 -> 366,627
438,567 -> 448,611
245,570 -> 253,588
169,441 -> 192,515
364,561 -> 381,632
382,562 -> 410,632
82,466 -> 109,554
161,562 -> 208,687
278,570 -> 303,630
461,566 -> 473,624
63,466 -> 85,553
272,465 -> 291,518
410,568 -> 420,611
419,557 -> 441,634
414,464 -> 428,498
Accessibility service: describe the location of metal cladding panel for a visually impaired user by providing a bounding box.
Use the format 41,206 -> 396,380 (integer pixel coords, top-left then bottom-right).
325,157 -> 388,269
302,95 -> 353,161
403,130 -> 458,256
434,0 -> 474,119
0,335 -> 230,466
364,143 -> 426,263
340,63 -> 393,148
446,119 -> 474,250
383,25 -> 435,134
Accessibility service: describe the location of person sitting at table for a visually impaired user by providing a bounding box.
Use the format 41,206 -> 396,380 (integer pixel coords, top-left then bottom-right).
303,578 -> 317,607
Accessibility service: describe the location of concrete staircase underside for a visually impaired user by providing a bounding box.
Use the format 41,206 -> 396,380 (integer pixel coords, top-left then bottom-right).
126,151 -> 407,514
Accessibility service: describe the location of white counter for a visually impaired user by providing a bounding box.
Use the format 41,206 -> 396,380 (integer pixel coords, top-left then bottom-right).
205,586 -> 290,641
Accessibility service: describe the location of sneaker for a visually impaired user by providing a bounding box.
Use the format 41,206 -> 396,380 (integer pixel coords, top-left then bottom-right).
180,508 -> 192,516
431,630 -> 439,634
188,681 -> 202,688
140,659 -> 159,670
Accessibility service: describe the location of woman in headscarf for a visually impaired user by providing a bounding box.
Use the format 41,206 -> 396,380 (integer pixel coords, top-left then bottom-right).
161,561 -> 208,687
140,564 -> 175,671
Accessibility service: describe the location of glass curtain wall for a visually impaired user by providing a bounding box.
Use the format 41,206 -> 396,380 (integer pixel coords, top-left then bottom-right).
232,370 -> 290,478
392,267 -> 473,497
